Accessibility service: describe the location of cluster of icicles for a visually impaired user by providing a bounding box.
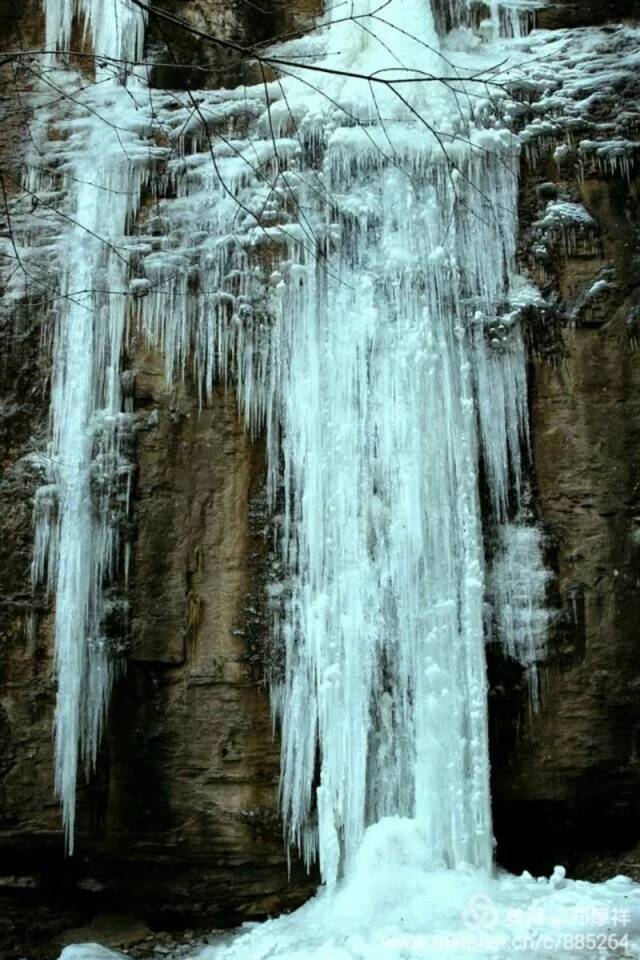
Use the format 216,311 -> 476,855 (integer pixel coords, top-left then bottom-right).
19,0 -> 551,876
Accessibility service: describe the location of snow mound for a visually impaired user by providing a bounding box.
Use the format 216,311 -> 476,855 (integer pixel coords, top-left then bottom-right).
191,819 -> 640,960
59,946 -> 127,960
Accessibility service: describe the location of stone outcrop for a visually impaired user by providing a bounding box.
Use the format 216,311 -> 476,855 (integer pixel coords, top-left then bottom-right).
0,338 -> 315,956
537,0 -> 637,29
149,0 -> 321,88
102,345 -> 313,922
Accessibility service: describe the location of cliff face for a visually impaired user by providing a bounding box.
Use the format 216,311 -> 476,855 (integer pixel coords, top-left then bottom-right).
0,0 -> 639,955
493,140 -> 640,877
489,2 -> 640,875
536,0 -> 637,28
103,348 -> 313,920
0,4 -> 315,949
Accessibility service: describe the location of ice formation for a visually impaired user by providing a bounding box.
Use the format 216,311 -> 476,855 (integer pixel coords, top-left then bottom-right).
134,0 -> 535,882
192,818 -> 640,960
14,0 -> 640,956
27,3 -> 154,849
488,522 -> 549,705
58,820 -> 640,960
45,0 -> 145,66
22,0 -> 553,866
443,0 -> 538,37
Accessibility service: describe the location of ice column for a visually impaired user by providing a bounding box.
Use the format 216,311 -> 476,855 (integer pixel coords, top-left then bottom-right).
137,0 -> 537,881
31,0 -> 147,848
45,0 -> 145,67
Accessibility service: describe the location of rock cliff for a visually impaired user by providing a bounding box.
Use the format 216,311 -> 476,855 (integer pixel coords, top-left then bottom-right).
0,0 -> 639,956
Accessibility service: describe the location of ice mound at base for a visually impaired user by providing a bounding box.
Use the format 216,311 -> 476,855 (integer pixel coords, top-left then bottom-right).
54,818 -> 640,960
190,819 -> 640,960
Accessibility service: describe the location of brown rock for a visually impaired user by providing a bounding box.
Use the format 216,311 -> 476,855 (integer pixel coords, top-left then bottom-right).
491,84 -> 640,875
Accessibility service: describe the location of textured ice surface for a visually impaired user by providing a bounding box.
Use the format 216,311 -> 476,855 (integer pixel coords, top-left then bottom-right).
57,820 -> 640,960
515,23 -> 640,178
131,0 -> 544,881
27,6 -> 159,846
539,202 -> 596,227
46,0 -> 145,66
488,523 -> 549,704
444,0 -> 540,38
60,947 -> 126,960
190,819 -> 640,960
26,0 -> 555,865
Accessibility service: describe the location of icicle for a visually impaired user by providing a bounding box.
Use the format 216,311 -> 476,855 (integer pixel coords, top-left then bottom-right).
45,0 -> 146,68
35,146 -> 144,849
440,0 -> 537,38
29,0 -> 154,843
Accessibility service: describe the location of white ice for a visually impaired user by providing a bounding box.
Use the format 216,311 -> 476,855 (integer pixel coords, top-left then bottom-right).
46,0 -> 145,68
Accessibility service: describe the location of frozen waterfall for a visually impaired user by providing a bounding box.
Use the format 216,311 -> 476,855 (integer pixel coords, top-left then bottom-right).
135,0 -> 533,882
26,0 -> 550,882
28,1 -> 155,848
15,0 -> 640,956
